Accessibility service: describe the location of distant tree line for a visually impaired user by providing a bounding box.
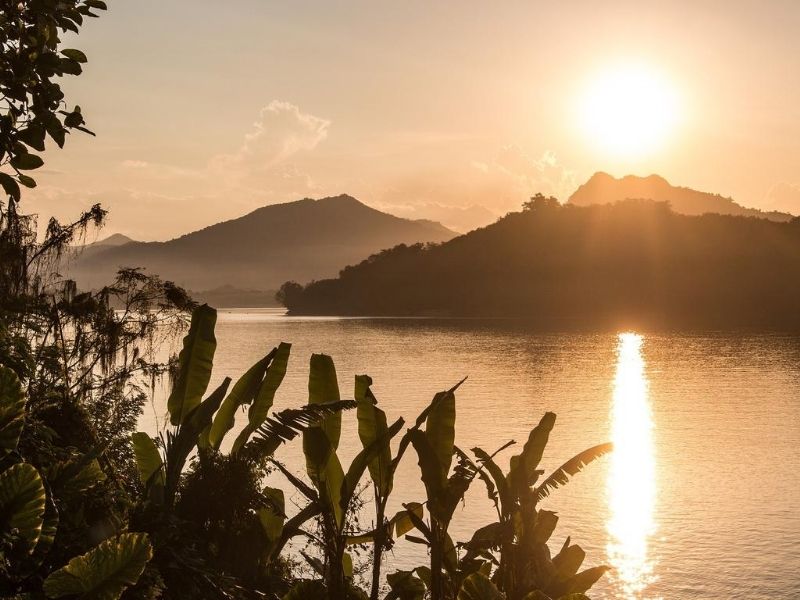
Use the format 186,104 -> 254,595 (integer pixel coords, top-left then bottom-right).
279,195 -> 800,329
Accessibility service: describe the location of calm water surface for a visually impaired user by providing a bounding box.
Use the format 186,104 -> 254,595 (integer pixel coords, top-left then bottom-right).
141,309 -> 800,599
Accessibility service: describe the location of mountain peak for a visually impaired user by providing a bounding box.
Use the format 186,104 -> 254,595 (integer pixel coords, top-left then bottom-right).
569,173 -> 793,222
91,233 -> 134,247
68,194 -> 456,293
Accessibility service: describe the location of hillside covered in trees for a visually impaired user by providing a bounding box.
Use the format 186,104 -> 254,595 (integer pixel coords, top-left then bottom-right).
279,196 -> 800,329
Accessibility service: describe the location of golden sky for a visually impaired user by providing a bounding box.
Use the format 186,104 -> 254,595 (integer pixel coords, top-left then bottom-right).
25,0 -> 800,239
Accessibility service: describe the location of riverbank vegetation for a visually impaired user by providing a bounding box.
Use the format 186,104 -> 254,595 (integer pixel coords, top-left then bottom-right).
1,303 -> 612,599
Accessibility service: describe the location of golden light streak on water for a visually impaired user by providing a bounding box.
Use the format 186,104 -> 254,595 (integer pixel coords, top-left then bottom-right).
607,333 -> 658,599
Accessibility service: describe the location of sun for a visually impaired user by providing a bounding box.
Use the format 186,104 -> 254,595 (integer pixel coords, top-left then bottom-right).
579,63 -> 680,159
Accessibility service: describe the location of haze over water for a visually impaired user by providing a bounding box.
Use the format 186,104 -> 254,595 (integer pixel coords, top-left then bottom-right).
141,310 -> 800,599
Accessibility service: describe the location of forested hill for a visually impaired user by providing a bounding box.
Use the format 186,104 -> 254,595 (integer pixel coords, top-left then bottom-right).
279,198 -> 800,329
67,195 -> 455,291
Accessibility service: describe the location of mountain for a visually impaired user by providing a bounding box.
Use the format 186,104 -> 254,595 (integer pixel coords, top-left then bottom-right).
278,198 -> 800,329
568,172 -> 795,222
90,233 -> 135,247
74,233 -> 136,260
67,195 -> 456,291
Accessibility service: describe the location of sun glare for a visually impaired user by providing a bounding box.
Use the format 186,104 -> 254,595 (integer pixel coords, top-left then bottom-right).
580,63 -> 680,159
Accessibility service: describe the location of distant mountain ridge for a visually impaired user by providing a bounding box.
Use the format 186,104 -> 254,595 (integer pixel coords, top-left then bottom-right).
279,198 -> 800,329
568,172 -> 794,222
67,195 -> 456,291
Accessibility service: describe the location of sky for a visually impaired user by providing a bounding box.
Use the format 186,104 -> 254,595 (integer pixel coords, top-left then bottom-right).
24,0 -> 800,240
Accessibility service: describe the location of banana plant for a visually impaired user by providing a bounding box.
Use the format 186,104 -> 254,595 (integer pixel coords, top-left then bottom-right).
132,306 -> 368,594
274,354 -> 407,599
401,378 -> 481,600
464,412 -> 612,600
355,374 -> 428,600
132,305 -> 293,506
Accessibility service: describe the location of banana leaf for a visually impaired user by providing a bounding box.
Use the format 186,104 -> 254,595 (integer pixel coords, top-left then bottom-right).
167,304 -> 217,425
232,342 -> 291,453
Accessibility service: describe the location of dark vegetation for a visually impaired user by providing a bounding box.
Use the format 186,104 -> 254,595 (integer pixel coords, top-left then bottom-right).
0,4 -> 611,599
279,194 -> 800,329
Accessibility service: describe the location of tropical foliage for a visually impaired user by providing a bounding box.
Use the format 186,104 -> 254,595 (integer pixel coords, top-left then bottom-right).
118,305 -> 612,599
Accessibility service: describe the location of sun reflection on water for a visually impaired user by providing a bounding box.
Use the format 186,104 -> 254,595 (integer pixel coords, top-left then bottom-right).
607,333 -> 658,599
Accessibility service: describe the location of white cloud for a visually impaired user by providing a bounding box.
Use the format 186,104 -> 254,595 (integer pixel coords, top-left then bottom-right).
214,100 -> 330,174
121,159 -> 149,169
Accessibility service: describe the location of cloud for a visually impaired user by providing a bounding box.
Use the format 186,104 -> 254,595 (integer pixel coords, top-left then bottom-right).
121,159 -> 149,169
764,182 -> 800,215
491,147 -> 577,202
214,100 -> 330,174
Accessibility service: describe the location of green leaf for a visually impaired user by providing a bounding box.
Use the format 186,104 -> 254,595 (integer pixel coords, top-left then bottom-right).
0,365 -> 25,453
0,172 -> 21,201
18,124 -> 47,151
553,543 -> 585,580
131,433 -> 164,487
61,49 -> 88,63
246,400 -> 355,460
391,502 -> 424,538
303,354 -> 347,527
472,446 -> 512,513
304,426 -> 345,528
207,354 -> 270,450
409,429 -> 445,515
535,443 -> 613,502
43,532 -> 153,600
532,509 -> 559,544
387,569 -> 426,600
457,572 -> 505,600
18,174 -> 37,188
167,305 -> 217,425
30,494 -> 59,565
44,115 -> 66,148
564,566 -> 610,595
343,551 -> 353,578
232,342 -> 291,453
174,376 -> 230,462
258,486 -> 285,543
67,458 -> 106,494
356,374 -> 393,496
425,387 -> 457,485
0,463 -> 46,551
10,153 -> 44,170
509,412 -> 556,493
307,354 -> 341,447
340,417 -> 404,515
